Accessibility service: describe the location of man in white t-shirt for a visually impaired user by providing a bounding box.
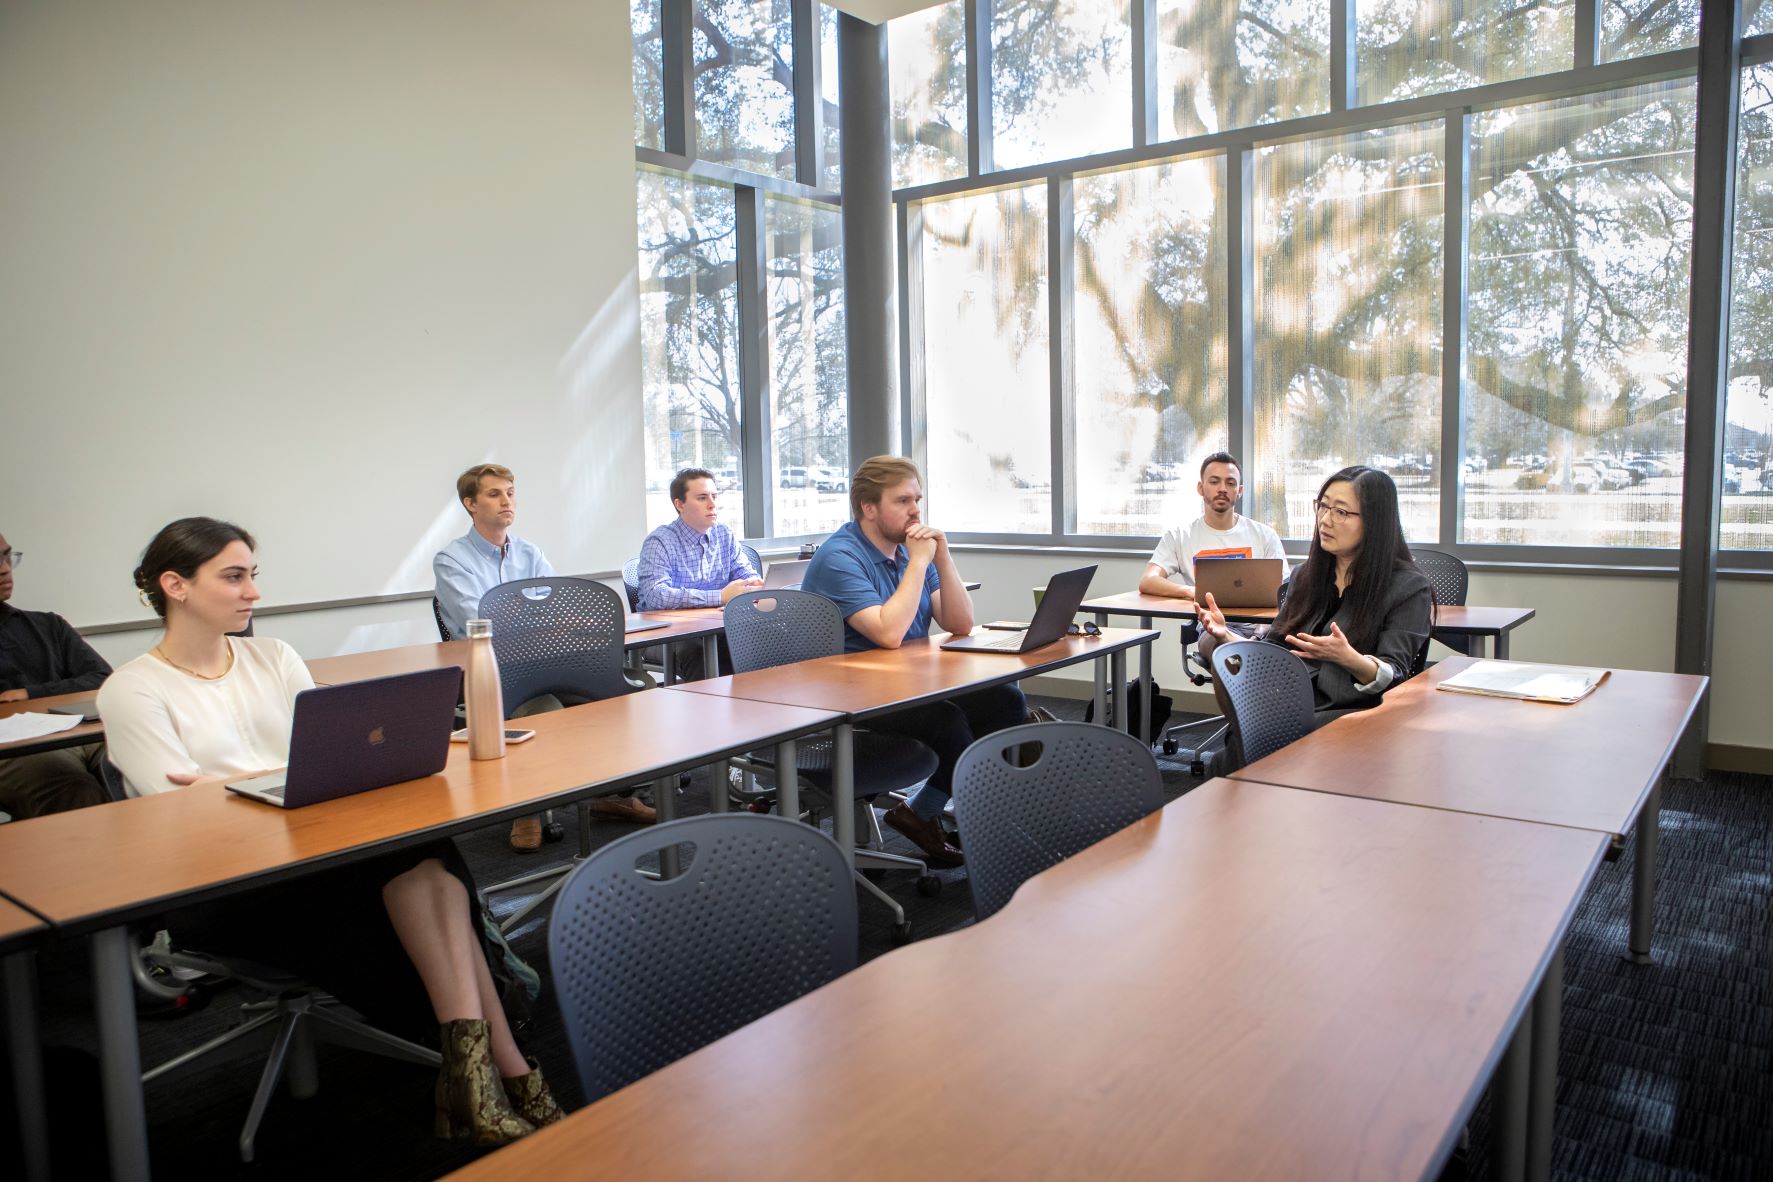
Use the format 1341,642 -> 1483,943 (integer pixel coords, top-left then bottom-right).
1139,452 -> 1288,601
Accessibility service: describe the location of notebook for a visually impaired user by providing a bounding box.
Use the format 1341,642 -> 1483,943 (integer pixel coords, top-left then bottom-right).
1436,660 -> 1610,705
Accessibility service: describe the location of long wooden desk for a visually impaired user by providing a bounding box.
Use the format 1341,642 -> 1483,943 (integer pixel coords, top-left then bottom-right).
0,691 -> 841,1182
0,689 -> 102,760
670,628 -> 1158,863
442,779 -> 1608,1182
1230,654 -> 1707,964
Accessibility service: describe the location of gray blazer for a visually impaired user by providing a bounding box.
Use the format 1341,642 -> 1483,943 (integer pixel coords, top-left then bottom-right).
1266,563 -> 1434,715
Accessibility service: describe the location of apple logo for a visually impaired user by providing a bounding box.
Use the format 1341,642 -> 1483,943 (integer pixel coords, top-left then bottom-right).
368,726 -> 386,746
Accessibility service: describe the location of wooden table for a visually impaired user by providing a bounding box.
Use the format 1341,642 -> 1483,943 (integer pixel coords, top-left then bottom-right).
0,690 -> 103,760
2,894 -> 50,1182
670,628 -> 1158,864
440,779 -> 1607,1182
0,690 -> 841,1182
1230,654 -> 1707,964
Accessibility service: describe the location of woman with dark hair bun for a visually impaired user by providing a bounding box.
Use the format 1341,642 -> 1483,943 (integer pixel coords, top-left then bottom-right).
1198,466 -> 1433,727
97,518 -> 560,1147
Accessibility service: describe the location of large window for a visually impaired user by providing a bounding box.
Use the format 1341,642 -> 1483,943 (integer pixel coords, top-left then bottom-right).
1463,83 -> 1695,548
1073,158 -> 1228,535
920,186 -> 1052,533
637,172 -> 743,531
696,0 -> 797,178
891,0 -> 968,188
1727,64 -> 1773,551
765,197 -> 850,536
1356,0 -> 1573,107
1252,123 -> 1447,543
1155,0 -> 1328,139
820,4 -> 843,193
1600,0 -> 1700,63
634,0 -> 663,150
990,0 -> 1132,170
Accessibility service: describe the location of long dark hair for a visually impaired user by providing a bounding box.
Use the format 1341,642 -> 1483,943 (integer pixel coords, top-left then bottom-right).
1270,466 -> 1422,652
133,517 -> 257,617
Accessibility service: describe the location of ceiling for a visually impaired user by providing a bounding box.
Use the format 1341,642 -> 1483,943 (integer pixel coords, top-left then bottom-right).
822,0 -> 948,24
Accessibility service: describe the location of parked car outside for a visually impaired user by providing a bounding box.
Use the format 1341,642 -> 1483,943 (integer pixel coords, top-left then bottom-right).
779,466 -> 809,489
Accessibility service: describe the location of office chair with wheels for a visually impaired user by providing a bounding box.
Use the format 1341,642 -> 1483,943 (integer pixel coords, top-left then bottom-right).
1160,616 -> 1231,775
1412,549 -> 1471,658
549,814 -> 857,1105
1210,641 -> 1316,771
739,541 -> 763,580
474,577 -> 650,932
724,589 -> 942,943
431,597 -> 452,642
951,721 -> 1164,922
98,760 -> 440,1163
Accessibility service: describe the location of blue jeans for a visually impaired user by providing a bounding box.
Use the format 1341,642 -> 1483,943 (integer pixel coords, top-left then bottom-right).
863,682 -> 1029,819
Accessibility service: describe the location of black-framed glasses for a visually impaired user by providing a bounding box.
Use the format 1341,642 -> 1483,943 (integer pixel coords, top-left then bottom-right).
1312,500 -> 1361,525
1067,620 -> 1101,638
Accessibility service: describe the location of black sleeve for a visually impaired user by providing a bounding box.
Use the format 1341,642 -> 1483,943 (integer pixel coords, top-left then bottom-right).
21,615 -> 112,698
1372,569 -> 1433,680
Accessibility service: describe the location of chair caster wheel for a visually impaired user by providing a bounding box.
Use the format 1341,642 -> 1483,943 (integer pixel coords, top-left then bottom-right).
541,821 -> 566,843
1189,760 -> 1206,778
1162,739 -> 1179,755
890,921 -> 914,945
746,801 -> 772,815
916,874 -> 942,898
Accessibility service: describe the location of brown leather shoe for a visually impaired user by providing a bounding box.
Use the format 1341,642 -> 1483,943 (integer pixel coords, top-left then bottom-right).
508,817 -> 543,852
589,795 -> 657,824
883,803 -> 963,868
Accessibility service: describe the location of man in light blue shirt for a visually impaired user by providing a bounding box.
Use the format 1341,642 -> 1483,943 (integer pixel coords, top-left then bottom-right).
801,456 -> 1025,869
636,468 -> 761,680
433,463 -> 654,844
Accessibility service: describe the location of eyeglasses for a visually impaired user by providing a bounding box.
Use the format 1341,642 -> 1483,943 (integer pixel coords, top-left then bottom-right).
0,550 -> 18,570
1066,620 -> 1101,638
1312,500 -> 1361,525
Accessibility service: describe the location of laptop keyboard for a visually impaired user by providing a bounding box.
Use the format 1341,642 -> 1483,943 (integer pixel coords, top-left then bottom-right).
261,783 -> 287,800
976,632 -> 1027,651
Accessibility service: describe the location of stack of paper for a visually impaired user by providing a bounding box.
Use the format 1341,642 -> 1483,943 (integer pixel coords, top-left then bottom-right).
1436,660 -> 1611,705
0,712 -> 85,743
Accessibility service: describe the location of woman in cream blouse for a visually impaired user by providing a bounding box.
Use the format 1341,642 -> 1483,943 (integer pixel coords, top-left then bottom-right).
99,517 -> 560,1147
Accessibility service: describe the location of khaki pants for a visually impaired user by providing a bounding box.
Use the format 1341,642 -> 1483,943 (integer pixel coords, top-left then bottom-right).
0,741 -> 107,819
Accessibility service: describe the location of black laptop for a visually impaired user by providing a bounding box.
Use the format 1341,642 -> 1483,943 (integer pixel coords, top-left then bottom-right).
940,566 -> 1097,654
226,667 -> 463,807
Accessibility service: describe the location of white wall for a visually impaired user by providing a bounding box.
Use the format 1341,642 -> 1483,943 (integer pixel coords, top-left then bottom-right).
1,0 -> 645,627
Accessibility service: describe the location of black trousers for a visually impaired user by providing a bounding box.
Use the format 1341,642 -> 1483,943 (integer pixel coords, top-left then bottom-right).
863,682 -> 1029,817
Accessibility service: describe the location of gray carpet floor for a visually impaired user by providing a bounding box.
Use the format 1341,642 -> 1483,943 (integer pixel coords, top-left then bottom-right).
6,696 -> 1771,1180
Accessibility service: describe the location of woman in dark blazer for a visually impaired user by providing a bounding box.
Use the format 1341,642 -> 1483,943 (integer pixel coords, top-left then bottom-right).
1198,465 -> 1433,725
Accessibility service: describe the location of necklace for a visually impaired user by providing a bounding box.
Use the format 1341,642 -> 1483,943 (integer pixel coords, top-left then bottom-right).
153,641 -> 235,681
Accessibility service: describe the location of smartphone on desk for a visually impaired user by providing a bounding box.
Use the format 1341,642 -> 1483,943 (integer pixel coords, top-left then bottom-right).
450,728 -> 536,744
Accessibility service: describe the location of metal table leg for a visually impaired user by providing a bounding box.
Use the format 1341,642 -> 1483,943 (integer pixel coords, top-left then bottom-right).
655,775 -> 680,878
1110,648 -> 1128,731
1630,780 -> 1662,964
93,925 -> 149,1181
1494,994 -> 1532,1182
4,950 -> 50,1182
662,642 -> 677,686
832,723 -> 855,870
1137,615 -> 1153,745
1495,630 -> 1511,660
702,634 -> 719,678
1527,946 -> 1564,1181
775,737 -> 799,824
1092,654 -> 1107,727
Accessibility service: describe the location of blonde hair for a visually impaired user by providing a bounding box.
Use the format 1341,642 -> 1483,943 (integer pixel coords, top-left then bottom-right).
456,463 -> 515,508
849,456 -> 923,521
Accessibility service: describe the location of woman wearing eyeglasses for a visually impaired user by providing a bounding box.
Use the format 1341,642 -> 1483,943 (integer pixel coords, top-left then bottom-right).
1197,465 -> 1432,726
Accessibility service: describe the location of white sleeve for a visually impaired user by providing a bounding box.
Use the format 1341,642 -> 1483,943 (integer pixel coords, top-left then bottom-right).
1260,524 -> 1291,577
1148,529 -> 1189,584
96,672 -> 201,797
274,640 -> 317,700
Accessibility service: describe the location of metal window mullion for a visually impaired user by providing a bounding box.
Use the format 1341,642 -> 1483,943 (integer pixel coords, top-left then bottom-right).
1673,0 -> 1743,775
1439,112 -> 1471,548
1050,176 -> 1076,535
1131,0 -> 1158,148
1227,149 -> 1256,479
967,0 -> 995,175
1574,0 -> 1601,69
1332,0 -> 1357,112
900,200 -> 929,471
791,0 -> 822,186
736,185 -> 773,539
663,0 -> 696,159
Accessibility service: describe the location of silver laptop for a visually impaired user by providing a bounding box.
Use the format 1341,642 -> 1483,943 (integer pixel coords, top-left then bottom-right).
623,616 -> 670,634
226,667 -> 462,807
941,566 -> 1097,654
1193,557 -> 1284,609
763,559 -> 811,589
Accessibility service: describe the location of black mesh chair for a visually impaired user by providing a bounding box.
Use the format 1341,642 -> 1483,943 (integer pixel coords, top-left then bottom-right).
1413,549 -> 1471,660
1210,641 -> 1315,770
724,589 -> 941,943
620,558 -> 643,613
739,542 -> 763,579
619,557 -> 669,686
475,577 -> 648,932
951,722 -> 1164,922
431,596 -> 452,642
549,814 -> 856,1105
98,761 -> 438,1163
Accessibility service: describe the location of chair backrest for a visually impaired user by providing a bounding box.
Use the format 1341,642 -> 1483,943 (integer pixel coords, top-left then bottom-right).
723,589 -> 843,673
620,558 -> 643,613
951,721 -> 1165,922
477,577 -> 634,708
431,596 -> 452,642
1411,549 -> 1468,607
1211,641 -> 1315,768
740,542 -> 763,580
548,814 -> 857,1105
98,757 -> 129,803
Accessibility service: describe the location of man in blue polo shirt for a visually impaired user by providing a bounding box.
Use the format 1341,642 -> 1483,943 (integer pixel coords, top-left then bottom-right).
801,456 -> 1025,868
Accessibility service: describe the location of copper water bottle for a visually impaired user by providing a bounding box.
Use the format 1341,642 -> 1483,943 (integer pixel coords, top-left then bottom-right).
463,619 -> 506,760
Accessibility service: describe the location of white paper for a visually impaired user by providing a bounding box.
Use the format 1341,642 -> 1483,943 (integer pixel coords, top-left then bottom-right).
1438,660 -> 1608,703
0,712 -> 85,743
